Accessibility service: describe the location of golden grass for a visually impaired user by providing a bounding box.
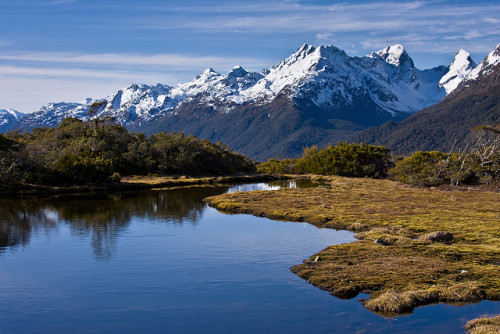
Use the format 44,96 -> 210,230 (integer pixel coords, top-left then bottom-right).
204,175 -> 500,318
465,315 -> 500,334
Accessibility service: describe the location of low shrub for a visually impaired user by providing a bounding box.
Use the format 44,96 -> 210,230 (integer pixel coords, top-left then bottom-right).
294,142 -> 394,178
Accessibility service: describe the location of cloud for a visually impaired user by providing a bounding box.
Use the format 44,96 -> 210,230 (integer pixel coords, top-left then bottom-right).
0,65 -> 172,81
38,0 -> 77,6
130,0 -> 499,55
0,39 -> 13,47
0,52 -> 268,72
316,33 -> 333,41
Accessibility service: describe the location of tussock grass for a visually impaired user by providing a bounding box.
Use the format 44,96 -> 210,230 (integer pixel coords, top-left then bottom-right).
440,282 -> 485,303
465,315 -> 500,334
205,175 -> 500,320
363,289 -> 438,315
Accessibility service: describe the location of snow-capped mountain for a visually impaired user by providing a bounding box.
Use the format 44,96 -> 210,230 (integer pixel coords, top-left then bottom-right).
0,108 -> 25,132
16,43 -> 473,132
354,43 -> 500,155
10,42 -> 498,159
462,43 -> 500,83
439,49 -> 476,94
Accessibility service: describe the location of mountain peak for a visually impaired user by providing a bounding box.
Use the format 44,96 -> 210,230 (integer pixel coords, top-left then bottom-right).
439,49 -> 476,94
0,108 -> 25,132
375,44 -> 410,66
453,49 -> 475,65
198,68 -> 220,79
0,108 -> 23,119
464,42 -> 500,82
227,65 -> 248,78
485,42 -> 500,67
296,43 -> 315,54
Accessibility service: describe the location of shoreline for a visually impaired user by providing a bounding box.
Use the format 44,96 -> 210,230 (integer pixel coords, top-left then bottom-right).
0,174 -> 284,197
203,175 -> 500,326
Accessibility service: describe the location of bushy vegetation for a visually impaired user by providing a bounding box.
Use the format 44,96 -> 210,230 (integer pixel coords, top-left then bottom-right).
258,142 -> 394,178
257,158 -> 298,174
258,128 -> 499,187
0,118 -> 255,186
389,148 -> 499,187
295,143 -> 393,178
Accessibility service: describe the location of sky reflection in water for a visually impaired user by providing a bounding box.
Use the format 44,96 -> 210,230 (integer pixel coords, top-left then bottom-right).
0,182 -> 498,333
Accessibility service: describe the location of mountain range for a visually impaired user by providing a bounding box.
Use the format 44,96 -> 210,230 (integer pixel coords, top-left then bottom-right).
355,43 -> 500,154
1,42 -> 496,160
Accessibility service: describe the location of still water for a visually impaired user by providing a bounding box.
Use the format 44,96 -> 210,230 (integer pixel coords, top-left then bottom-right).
0,182 -> 498,333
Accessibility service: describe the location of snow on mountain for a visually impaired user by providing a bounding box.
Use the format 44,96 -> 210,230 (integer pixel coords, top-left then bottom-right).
439,50 -> 477,93
375,44 -> 407,66
465,43 -> 500,81
100,83 -> 178,126
17,100 -> 94,130
170,66 -> 263,108
233,43 -> 446,116
18,84 -> 181,129
0,108 -> 24,132
13,42 -> 488,131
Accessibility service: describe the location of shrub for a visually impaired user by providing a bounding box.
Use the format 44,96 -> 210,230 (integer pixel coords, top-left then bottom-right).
257,158 -> 298,174
389,149 -> 499,187
295,142 -> 394,178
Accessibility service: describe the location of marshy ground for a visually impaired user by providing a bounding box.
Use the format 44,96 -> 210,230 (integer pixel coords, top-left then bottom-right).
204,175 -> 500,329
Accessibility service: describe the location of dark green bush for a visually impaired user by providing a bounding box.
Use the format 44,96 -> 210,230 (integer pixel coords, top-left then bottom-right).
257,158 -> 298,174
295,142 -> 394,178
0,118 -> 256,186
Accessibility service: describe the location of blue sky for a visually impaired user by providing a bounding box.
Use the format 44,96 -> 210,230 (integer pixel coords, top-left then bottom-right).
1,0 -> 499,113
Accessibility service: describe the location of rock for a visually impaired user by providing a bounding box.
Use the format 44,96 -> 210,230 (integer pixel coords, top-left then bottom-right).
419,231 -> 454,243
374,239 -> 389,246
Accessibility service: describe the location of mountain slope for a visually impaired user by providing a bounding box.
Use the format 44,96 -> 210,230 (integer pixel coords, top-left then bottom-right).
0,109 -> 24,132
354,44 -> 500,154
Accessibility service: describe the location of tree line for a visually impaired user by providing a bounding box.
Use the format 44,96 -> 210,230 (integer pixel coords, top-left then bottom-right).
2,117 -> 498,188
0,117 -> 255,186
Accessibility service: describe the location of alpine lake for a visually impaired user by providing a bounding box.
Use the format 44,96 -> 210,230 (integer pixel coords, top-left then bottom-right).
1,181 -> 498,333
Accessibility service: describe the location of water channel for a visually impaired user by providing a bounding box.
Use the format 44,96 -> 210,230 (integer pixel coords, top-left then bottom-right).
0,181 -> 498,333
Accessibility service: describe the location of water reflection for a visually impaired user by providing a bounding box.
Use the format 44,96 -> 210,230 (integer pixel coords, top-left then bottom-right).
0,186 -> 231,259
0,181 -> 316,259
0,200 -> 58,252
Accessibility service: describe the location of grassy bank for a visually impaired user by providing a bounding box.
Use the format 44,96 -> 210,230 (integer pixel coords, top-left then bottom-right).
204,175 -> 500,319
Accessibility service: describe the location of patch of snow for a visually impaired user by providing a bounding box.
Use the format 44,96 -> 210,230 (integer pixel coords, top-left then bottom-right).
465,43 -> 500,81
373,44 -> 406,66
439,49 -> 476,93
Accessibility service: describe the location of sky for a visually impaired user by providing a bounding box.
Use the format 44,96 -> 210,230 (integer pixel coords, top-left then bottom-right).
0,0 -> 499,114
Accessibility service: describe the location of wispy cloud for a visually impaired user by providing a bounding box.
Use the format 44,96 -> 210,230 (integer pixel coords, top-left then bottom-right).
0,39 -> 13,47
0,65 -> 171,82
37,0 -> 77,6
0,52 -> 268,71
125,1 -> 499,54
316,33 -> 333,41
